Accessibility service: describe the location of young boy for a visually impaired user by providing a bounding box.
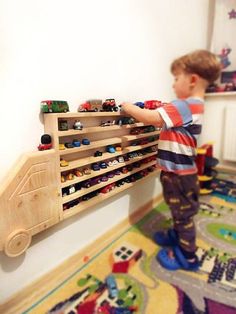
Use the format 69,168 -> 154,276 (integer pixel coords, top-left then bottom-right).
121,50 -> 221,271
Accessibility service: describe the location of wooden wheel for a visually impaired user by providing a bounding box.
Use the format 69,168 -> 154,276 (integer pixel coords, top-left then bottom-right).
4,229 -> 32,257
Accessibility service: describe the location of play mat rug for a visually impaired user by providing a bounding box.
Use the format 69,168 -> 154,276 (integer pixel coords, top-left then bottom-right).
24,172 -> 236,314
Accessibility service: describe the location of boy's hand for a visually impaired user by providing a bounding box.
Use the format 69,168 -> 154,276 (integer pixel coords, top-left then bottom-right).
120,102 -> 133,113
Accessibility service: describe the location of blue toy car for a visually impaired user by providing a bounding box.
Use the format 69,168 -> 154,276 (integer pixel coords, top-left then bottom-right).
134,101 -> 145,108
72,139 -> 81,147
106,275 -> 118,299
82,138 -> 90,145
99,161 -> 108,169
107,145 -> 116,153
92,163 -> 100,171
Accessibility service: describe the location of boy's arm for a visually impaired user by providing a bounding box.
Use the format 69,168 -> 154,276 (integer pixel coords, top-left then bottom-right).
121,102 -> 164,127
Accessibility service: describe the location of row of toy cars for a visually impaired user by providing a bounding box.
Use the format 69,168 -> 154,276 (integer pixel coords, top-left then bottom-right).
61,153 -> 157,195
206,82 -> 236,93
40,99 -> 120,113
62,163 -> 157,211
60,145 -> 158,184
41,99 -> 164,114
62,156 -> 156,196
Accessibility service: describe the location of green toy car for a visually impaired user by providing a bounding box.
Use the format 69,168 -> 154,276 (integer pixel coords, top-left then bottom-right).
40,100 -> 69,113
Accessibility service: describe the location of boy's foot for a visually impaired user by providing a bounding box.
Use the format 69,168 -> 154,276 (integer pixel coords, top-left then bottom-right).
156,245 -> 199,271
153,228 -> 178,246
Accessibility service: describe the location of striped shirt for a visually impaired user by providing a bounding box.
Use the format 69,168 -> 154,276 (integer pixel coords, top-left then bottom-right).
156,97 -> 204,175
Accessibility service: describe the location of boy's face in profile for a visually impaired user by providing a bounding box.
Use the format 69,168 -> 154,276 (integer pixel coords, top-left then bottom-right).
172,70 -> 192,99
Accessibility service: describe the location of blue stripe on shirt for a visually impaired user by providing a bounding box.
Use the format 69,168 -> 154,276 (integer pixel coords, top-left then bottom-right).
171,99 -> 192,126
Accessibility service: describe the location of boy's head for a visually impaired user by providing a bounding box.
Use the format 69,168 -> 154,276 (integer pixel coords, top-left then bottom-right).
170,50 -> 221,98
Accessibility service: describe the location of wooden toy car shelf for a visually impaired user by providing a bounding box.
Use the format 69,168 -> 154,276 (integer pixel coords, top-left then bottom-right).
0,112 -> 160,257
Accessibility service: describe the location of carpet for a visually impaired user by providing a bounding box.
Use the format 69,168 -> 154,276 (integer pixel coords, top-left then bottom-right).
24,171 -> 236,314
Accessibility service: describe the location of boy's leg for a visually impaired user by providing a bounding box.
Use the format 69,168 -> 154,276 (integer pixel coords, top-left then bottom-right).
160,171 -> 199,257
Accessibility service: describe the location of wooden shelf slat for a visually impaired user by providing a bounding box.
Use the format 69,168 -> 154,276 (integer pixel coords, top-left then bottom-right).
205,91 -> 236,97
60,140 -> 159,171
57,123 -> 145,137
59,137 -> 122,156
59,131 -> 160,156
44,112 -> 126,118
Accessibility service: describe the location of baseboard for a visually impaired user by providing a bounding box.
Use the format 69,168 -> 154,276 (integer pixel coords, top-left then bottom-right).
0,194 -> 163,314
216,164 -> 236,174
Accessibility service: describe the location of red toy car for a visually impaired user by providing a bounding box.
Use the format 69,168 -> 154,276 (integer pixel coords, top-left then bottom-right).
102,99 -> 119,112
100,183 -> 116,193
38,143 -> 52,151
144,100 -> 162,110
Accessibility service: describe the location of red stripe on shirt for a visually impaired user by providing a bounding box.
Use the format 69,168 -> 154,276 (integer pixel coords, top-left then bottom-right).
163,103 -> 183,126
189,104 -> 204,114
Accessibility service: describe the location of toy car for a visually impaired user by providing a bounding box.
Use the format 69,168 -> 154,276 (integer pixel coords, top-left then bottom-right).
40,100 -> 69,113
82,138 -> 90,145
130,128 -> 142,135
60,159 -> 69,167
65,142 -> 74,148
59,143 -> 65,150
105,275 -> 118,298
100,183 -> 115,194
38,134 -> 52,151
61,175 -> 67,183
107,172 -> 115,178
142,125 -> 156,133
144,100 -> 162,110
121,167 -> 128,174
117,117 -> 135,125
38,143 -> 52,151
100,120 -> 115,127
74,169 -> 83,177
116,180 -> 125,187
83,167 -> 91,175
69,185 -> 76,194
100,175 -> 108,182
58,119 -> 68,131
78,99 -> 102,112
73,120 -> 83,130
82,177 -> 101,188
66,173 -> 74,180
72,139 -> 81,147
224,82 -> 236,92
118,156 -> 124,163
92,163 -> 100,171
107,145 -> 116,153
134,101 -> 145,108
94,150 -> 103,157
82,190 -> 99,201
99,161 -> 108,169
102,99 -> 119,112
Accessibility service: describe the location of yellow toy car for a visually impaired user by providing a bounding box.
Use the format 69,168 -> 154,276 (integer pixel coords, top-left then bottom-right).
60,159 -> 69,167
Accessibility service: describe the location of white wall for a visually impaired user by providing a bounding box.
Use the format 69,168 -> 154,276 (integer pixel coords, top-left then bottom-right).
201,94 -> 236,167
0,0 -> 210,302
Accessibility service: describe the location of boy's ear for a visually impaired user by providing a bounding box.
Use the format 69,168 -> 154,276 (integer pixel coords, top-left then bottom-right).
190,74 -> 199,86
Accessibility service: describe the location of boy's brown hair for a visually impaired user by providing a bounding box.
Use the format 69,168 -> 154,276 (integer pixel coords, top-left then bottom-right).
171,49 -> 222,84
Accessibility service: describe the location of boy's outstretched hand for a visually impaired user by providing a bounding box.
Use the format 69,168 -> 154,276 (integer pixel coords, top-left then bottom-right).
120,102 -> 163,127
